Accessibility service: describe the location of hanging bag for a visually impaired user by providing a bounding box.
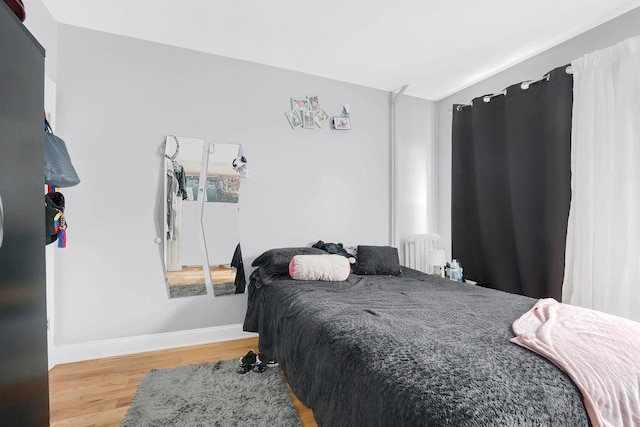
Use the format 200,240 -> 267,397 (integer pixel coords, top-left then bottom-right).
45,191 -> 67,246
44,118 -> 81,187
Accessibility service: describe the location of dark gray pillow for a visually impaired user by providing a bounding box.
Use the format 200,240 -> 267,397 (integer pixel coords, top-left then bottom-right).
353,245 -> 402,276
252,247 -> 326,283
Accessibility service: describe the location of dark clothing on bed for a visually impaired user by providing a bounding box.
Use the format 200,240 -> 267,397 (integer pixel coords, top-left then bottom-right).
312,240 -> 352,258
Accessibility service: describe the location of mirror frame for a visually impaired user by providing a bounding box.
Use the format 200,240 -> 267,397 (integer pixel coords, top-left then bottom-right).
162,136 -> 245,298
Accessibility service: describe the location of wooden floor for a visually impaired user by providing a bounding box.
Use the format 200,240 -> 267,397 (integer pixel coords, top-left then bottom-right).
49,336 -> 317,427
166,265 -> 236,287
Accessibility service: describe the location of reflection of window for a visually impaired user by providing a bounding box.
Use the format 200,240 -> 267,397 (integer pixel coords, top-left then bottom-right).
185,174 -> 240,203
185,175 -> 199,201
206,185 -> 219,202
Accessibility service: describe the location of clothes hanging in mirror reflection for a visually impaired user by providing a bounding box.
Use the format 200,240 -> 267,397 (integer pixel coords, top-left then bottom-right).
165,158 -> 187,241
231,243 -> 246,293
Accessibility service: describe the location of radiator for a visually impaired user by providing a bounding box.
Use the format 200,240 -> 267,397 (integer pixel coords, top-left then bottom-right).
404,234 -> 445,276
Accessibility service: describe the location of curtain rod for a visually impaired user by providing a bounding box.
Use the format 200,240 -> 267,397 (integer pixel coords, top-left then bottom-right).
455,65 -> 573,111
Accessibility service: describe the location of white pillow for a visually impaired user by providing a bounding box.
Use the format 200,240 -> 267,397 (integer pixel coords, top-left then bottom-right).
288,254 -> 350,281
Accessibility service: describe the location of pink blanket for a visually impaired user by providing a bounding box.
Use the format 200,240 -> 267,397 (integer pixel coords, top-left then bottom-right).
512,298 -> 640,427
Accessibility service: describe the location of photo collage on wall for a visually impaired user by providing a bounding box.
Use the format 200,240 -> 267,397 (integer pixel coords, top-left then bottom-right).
285,95 -> 331,129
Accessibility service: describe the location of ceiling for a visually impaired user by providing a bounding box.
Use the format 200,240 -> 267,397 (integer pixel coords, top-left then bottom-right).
40,0 -> 640,100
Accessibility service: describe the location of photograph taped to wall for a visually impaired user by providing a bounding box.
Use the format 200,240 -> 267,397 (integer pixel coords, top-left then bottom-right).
291,97 -> 309,111
302,110 -> 315,128
307,94 -> 320,112
333,116 -> 351,130
285,109 -> 303,128
315,109 -> 329,127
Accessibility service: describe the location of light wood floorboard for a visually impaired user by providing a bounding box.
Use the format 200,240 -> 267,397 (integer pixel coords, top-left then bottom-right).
49,337 -> 317,427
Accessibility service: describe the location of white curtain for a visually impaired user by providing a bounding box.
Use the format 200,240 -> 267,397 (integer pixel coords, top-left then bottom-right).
563,35 -> 640,322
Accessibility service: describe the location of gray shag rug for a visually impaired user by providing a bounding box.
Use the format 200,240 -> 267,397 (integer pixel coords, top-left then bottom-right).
213,282 -> 236,297
121,359 -> 302,427
169,284 -> 207,298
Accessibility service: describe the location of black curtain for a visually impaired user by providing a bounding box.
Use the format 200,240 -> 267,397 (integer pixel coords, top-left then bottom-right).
452,66 -> 573,300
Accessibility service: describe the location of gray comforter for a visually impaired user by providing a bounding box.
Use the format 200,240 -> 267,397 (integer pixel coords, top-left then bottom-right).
244,268 -> 589,427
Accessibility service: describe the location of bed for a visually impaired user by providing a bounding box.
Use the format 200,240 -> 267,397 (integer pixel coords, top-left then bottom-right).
242,247 -> 612,426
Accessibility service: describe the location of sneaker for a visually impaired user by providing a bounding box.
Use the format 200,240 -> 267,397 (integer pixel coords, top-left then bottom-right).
257,353 -> 278,367
236,363 -> 252,374
235,349 -> 257,374
252,354 -> 278,373
240,350 -> 257,365
252,361 -> 268,373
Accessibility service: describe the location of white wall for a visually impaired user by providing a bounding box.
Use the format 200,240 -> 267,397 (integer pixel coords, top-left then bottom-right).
23,0 -> 57,81
395,95 -> 437,259
48,24 -> 434,350
199,202 -> 240,266
436,7 -> 640,260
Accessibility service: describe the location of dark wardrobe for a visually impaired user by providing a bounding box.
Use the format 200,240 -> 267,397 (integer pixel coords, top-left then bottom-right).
0,1 -> 49,425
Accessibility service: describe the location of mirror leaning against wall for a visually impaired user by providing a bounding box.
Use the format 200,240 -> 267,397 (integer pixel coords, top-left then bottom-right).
163,135 -> 248,299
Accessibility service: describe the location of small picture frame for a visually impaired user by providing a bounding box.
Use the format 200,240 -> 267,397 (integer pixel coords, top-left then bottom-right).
314,109 -> 329,127
341,104 -> 350,117
307,95 -> 320,112
291,97 -> 309,111
302,110 -> 315,129
285,110 -> 302,129
333,116 -> 351,130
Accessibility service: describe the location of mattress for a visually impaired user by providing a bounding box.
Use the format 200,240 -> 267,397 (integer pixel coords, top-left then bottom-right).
243,268 -> 589,426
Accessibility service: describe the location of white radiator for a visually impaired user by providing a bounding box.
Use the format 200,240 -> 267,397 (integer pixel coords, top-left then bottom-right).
404,234 -> 445,276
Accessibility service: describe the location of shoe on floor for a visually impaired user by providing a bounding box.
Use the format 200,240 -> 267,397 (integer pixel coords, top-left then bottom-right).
236,363 -> 252,374
235,349 -> 257,374
252,359 -> 268,373
240,350 -> 257,365
256,353 -> 278,367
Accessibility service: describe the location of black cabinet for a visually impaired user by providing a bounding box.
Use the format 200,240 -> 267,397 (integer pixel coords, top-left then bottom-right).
0,1 -> 49,425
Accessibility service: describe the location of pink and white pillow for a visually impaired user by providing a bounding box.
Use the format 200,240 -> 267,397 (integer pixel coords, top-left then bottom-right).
289,254 -> 350,281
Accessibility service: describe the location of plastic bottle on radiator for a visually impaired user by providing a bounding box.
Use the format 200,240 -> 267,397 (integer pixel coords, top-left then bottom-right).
449,260 -> 459,281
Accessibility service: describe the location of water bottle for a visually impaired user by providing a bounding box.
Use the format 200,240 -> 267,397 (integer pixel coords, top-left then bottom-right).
450,259 -> 459,281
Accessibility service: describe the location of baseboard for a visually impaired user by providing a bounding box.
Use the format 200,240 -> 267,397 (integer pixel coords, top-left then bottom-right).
52,324 -> 258,365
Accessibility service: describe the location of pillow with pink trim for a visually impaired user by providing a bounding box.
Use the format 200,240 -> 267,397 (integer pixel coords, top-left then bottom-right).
289,254 -> 350,281
252,247 -> 326,284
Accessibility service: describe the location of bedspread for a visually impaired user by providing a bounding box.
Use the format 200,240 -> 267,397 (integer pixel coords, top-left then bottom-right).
244,269 -> 590,426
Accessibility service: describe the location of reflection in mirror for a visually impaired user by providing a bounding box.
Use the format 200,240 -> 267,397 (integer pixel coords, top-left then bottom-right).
163,136 -> 245,298
164,136 -> 208,298
201,143 -> 244,297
